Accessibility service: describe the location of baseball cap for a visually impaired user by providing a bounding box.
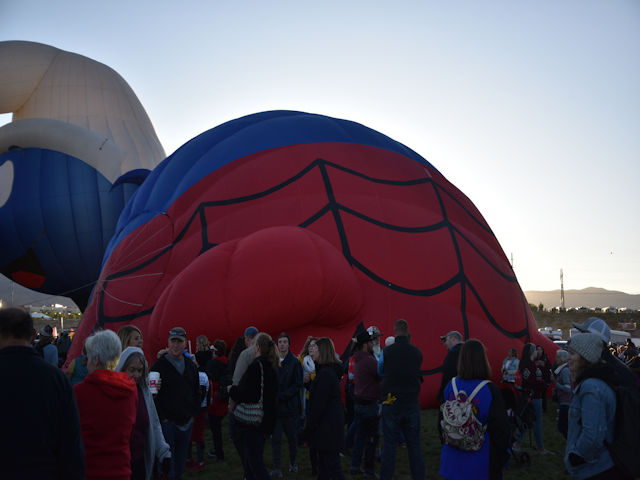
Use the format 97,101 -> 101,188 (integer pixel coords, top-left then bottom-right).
168,327 -> 187,341
244,326 -> 258,338
572,317 -> 610,344
440,330 -> 462,342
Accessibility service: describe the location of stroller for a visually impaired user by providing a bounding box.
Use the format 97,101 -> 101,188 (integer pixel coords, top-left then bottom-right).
501,383 -> 535,467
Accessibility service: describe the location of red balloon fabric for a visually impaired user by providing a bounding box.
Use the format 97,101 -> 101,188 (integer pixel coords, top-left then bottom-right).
71,113 -> 555,408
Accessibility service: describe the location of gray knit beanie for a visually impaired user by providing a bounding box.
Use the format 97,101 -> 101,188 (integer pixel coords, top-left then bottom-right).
567,333 -> 603,364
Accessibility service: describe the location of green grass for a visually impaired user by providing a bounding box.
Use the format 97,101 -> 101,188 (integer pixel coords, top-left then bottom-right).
182,405 -> 568,479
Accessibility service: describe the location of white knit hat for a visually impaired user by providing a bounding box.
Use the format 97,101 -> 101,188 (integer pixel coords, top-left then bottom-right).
568,333 -> 603,364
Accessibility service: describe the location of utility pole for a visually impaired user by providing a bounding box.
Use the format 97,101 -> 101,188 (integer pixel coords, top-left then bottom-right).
560,268 -> 565,311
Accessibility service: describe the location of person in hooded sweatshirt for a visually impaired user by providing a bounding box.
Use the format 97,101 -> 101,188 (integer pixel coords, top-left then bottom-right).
304,336 -> 346,480
74,329 -> 138,480
116,346 -> 172,480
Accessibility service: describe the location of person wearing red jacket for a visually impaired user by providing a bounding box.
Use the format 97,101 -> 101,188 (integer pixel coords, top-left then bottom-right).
74,329 -> 138,480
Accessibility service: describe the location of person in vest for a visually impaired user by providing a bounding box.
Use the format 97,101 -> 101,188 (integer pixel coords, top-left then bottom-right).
439,339 -> 510,480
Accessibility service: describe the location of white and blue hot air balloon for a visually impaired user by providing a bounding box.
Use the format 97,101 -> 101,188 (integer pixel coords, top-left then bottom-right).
0,41 -> 165,308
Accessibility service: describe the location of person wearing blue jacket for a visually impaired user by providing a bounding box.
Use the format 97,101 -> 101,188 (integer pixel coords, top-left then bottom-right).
565,333 -> 622,479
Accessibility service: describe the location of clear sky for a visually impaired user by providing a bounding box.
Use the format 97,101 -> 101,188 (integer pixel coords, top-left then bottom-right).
1,0 -> 638,294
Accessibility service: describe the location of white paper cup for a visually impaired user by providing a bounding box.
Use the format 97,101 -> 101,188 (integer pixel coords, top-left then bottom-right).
149,371 -> 160,394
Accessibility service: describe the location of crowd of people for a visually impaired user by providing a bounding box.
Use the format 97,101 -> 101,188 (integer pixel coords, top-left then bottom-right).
1,306 -> 639,480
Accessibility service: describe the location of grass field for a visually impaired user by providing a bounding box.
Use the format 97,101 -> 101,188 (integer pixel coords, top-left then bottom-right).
182,404 -> 568,480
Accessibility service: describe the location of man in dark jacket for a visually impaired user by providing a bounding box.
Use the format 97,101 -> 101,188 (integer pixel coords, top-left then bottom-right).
0,307 -> 85,479
437,330 -> 463,403
380,318 -> 425,480
350,330 -> 382,478
151,327 -> 200,480
270,332 -> 303,477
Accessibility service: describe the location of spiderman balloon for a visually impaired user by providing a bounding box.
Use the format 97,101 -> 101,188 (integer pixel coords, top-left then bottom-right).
72,110 -> 554,408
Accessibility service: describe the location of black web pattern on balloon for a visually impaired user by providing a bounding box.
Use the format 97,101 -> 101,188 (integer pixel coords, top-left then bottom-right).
96,157 -> 531,373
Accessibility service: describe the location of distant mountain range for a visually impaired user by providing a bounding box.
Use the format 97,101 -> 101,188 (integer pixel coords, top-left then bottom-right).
525,287 -> 640,310
0,274 -> 79,309
1,273 -> 637,312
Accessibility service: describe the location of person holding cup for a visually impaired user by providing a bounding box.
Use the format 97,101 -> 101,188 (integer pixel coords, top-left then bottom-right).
116,346 -> 171,480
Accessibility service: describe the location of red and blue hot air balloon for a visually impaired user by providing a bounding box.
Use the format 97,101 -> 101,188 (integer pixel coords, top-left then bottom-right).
71,110 -> 553,407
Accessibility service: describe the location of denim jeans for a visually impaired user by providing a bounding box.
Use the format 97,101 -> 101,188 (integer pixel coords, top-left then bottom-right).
380,401 -> 425,480
161,420 -> 193,480
532,398 -> 543,448
351,402 -> 379,474
271,415 -> 298,470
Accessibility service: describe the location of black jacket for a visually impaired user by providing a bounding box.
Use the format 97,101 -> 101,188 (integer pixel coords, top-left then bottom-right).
486,382 -> 511,479
0,346 -> 85,479
276,350 -> 303,417
381,335 -> 423,404
229,355 -> 278,435
438,342 -> 462,403
306,362 -> 345,452
151,353 -> 200,425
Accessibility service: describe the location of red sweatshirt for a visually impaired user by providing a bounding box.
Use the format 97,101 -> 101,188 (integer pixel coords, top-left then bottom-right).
74,369 -> 138,480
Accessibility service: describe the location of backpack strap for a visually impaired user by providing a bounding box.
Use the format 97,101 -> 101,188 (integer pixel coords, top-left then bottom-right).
466,380 -> 490,402
452,377 -> 459,397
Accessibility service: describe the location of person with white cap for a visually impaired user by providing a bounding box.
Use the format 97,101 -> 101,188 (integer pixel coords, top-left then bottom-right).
565,332 -> 623,479
573,317 -> 637,389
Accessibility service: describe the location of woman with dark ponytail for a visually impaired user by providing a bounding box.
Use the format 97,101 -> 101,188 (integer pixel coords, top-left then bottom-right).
229,332 -> 279,479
